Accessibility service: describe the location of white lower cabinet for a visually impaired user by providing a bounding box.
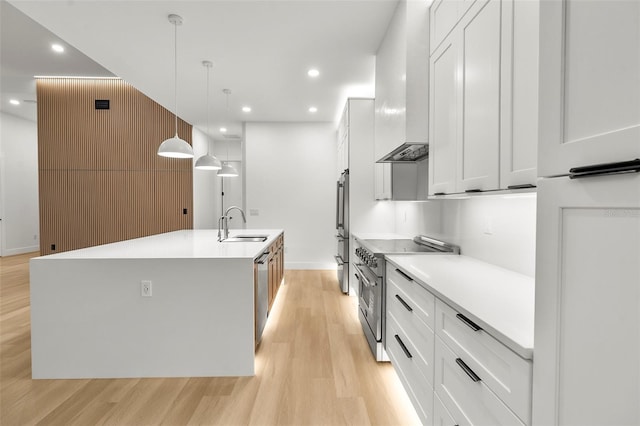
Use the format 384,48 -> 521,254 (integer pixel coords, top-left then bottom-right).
435,300 -> 532,422
386,262 -> 533,426
433,392 -> 456,426
387,313 -> 434,425
434,337 -> 525,426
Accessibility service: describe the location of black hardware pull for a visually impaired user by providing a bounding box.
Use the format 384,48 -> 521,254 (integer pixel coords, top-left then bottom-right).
395,268 -> 413,282
465,189 -> 483,193
569,159 -> 640,179
394,334 -> 412,359
456,313 -> 482,332
507,184 -> 536,190
434,192 -> 446,196
456,358 -> 481,382
395,294 -> 413,312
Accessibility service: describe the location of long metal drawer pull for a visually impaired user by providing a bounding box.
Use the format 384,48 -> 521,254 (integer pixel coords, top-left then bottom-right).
434,192 -> 446,196
395,268 -> 413,282
507,183 -> 536,190
395,294 -> 413,312
456,313 -> 482,332
465,189 -> 483,193
394,334 -> 412,359
569,158 -> 640,179
456,358 -> 481,382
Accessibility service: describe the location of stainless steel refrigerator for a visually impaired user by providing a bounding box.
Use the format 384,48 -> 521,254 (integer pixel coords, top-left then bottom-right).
335,169 -> 349,293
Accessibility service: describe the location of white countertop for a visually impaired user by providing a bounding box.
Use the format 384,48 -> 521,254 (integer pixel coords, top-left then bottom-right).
34,229 -> 284,260
386,255 -> 535,359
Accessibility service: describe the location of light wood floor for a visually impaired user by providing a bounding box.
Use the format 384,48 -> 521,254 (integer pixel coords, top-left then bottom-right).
1,252 -> 420,426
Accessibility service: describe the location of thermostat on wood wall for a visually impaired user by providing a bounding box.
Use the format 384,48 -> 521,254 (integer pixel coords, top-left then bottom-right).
95,99 -> 110,110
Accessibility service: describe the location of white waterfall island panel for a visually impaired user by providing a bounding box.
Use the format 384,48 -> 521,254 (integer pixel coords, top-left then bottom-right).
30,229 -> 283,379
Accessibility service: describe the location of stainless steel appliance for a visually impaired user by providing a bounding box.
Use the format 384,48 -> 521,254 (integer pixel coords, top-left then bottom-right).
334,169 -> 350,293
354,235 -> 460,361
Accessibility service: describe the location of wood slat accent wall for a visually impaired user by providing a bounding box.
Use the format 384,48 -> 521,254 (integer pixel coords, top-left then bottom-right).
37,78 -> 193,255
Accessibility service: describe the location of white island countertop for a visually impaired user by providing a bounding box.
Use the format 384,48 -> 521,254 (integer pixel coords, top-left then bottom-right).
34,229 -> 284,260
30,229 -> 284,379
386,254 -> 535,359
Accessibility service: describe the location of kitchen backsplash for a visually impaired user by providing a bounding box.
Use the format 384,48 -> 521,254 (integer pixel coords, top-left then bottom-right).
394,194 -> 537,277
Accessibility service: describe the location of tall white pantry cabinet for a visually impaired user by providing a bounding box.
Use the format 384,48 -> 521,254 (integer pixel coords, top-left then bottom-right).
533,1 -> 640,426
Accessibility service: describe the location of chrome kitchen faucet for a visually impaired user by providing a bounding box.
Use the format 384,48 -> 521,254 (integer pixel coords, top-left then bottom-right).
217,206 -> 247,241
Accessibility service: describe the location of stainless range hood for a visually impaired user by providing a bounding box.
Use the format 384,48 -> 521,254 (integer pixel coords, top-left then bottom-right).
377,142 -> 428,162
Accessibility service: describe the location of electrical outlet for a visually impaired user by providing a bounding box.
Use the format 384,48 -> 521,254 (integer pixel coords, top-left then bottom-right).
141,280 -> 152,297
483,217 -> 494,235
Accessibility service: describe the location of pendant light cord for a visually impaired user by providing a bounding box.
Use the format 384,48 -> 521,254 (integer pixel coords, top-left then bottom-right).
225,91 -> 230,163
174,19 -> 179,137
206,65 -> 211,155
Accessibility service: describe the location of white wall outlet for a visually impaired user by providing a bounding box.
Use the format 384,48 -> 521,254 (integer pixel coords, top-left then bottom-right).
483,216 -> 494,235
249,209 -> 260,216
141,280 -> 152,297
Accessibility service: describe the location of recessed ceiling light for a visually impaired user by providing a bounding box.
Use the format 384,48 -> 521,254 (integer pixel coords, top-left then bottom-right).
220,127 -> 227,133
242,106 -> 251,113
307,69 -> 320,78
308,106 -> 318,113
51,44 -> 64,53
9,99 -> 20,105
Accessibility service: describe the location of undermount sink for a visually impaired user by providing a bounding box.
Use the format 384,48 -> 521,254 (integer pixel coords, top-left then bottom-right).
222,235 -> 269,243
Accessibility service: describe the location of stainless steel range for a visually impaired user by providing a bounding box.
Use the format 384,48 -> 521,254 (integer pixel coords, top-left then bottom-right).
353,235 -> 460,361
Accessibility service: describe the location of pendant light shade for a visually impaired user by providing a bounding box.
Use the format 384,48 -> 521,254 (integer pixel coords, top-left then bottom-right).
217,162 -> 238,177
195,61 -> 222,170
158,135 -> 194,158
195,154 -> 222,170
157,14 -> 194,159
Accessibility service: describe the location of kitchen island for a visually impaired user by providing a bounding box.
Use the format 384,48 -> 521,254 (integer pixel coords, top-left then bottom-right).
29,229 -> 283,379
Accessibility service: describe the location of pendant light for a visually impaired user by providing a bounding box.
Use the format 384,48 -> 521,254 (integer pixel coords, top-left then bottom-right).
157,14 -> 194,159
194,61 -> 222,170
217,89 -> 238,177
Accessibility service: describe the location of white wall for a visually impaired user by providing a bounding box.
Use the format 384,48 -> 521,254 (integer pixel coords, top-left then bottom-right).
245,122 -> 336,269
0,112 -> 39,256
192,127 -> 222,229
394,194 -> 537,277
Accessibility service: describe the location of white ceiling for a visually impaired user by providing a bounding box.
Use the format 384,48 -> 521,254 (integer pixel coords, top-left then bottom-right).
2,0 -> 398,141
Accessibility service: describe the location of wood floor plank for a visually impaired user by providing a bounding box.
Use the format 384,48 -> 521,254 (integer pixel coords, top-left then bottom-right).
0,255 -> 420,425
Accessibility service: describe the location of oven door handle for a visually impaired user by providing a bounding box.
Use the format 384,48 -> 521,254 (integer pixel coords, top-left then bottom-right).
354,264 -> 376,288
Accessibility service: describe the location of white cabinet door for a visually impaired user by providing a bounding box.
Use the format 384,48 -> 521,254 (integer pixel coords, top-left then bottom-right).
457,0 -> 501,192
538,0 -> 640,177
434,392 -> 457,426
533,174 -> 640,426
429,32 -> 459,195
500,0 -> 539,188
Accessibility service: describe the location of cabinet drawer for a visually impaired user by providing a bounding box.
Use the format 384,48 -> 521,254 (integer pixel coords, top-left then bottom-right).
435,336 -> 525,426
434,392 -> 456,426
387,313 -> 434,425
387,265 -> 436,331
435,300 -> 532,424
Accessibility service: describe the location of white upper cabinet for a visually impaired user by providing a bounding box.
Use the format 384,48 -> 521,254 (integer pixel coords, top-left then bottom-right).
430,0 -> 479,54
457,0 -> 502,192
428,0 -> 539,195
429,32 -> 458,195
500,0 -> 539,188
538,0 -> 640,177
